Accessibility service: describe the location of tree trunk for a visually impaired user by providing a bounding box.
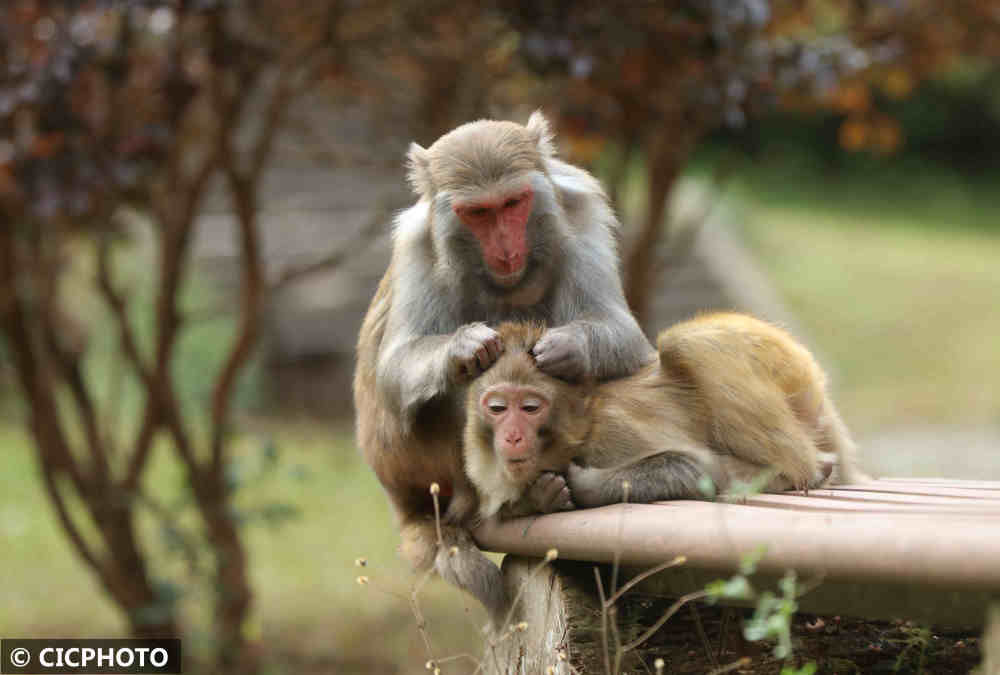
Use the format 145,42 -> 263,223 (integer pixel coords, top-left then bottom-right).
101,504 -> 182,638
623,136 -> 686,328
199,477 -> 258,673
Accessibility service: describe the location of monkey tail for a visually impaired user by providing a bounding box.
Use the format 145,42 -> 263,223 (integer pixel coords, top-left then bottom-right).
399,519 -> 508,625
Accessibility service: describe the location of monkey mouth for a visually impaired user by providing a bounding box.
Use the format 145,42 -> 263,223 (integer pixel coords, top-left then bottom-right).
504,458 -> 537,482
488,266 -> 526,288
485,258 -> 533,291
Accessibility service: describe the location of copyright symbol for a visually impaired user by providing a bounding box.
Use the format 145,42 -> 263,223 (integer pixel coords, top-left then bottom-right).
10,647 -> 30,667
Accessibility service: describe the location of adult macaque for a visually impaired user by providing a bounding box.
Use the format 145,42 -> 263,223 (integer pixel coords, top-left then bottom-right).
354,112 -> 653,621
464,314 -> 864,521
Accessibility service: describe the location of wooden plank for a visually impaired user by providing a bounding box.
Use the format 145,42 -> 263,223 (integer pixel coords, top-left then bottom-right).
831,483 -> 1000,499
475,480 -> 1000,591
878,477 -> 1000,489
738,493 -> 1000,514
741,485 -> 1000,509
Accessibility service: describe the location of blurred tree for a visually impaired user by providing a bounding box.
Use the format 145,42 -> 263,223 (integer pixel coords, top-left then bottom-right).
499,0 -> 1000,324
0,1 -> 347,671
0,0 -> 533,670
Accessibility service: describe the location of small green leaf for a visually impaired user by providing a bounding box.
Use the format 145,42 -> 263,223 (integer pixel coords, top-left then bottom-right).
697,474 -> 717,498
778,570 -> 798,597
739,545 -> 768,576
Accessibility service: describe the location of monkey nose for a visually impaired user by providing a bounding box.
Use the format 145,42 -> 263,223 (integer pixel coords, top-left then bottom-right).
503,436 -> 530,464
497,253 -> 521,273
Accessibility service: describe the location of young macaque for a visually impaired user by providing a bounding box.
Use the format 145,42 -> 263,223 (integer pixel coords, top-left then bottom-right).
464,314 -> 864,520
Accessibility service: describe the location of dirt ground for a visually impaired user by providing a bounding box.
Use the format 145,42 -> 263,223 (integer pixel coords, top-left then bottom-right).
643,604 -> 982,675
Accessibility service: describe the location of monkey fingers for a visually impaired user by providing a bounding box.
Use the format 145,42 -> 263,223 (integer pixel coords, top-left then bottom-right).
532,327 -> 589,380
526,471 -> 576,513
449,322 -> 504,381
477,334 -> 504,370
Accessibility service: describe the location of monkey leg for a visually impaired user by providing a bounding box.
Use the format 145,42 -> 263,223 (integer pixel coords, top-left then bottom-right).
566,451 -> 724,508
399,519 -> 506,624
718,454 -> 834,493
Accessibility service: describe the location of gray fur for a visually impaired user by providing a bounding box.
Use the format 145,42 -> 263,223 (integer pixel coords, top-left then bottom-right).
434,527 -> 506,624
567,452 -> 716,507
375,164 -> 653,429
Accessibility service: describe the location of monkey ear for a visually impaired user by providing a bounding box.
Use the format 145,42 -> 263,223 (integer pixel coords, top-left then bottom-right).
526,110 -> 556,157
406,142 -> 434,196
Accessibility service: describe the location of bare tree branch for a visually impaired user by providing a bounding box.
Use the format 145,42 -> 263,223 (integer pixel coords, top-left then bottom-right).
98,237 -> 165,492
0,234 -> 94,501
97,238 -> 152,383
267,201 -> 391,292
210,170 -> 263,473
39,461 -> 105,574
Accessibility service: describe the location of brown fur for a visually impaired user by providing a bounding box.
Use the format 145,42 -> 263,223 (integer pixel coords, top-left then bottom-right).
464,313 -> 864,519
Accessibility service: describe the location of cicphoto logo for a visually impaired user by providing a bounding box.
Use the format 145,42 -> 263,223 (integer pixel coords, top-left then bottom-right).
2,639 -> 181,674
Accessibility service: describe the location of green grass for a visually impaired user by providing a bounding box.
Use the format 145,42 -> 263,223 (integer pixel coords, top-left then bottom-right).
0,423 -> 124,635
0,420 -> 485,674
723,169 -> 1000,433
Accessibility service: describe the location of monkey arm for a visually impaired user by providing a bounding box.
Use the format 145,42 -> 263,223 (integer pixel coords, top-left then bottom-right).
376,333 -> 452,426
545,298 -> 654,381
373,261 -> 464,425
378,321 -> 503,429
570,308 -> 656,380
545,249 -> 654,380
545,161 -> 656,380
567,451 -> 723,508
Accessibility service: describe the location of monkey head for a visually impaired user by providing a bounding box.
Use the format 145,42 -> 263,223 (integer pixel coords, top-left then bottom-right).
477,378 -> 552,483
406,112 -> 564,291
464,322 -> 589,512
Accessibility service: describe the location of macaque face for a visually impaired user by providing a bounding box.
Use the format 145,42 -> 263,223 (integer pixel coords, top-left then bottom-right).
480,383 -> 550,482
453,186 -> 535,288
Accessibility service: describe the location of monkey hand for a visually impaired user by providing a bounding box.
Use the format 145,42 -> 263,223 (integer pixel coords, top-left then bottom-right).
524,471 -> 575,513
566,462 -> 614,508
532,325 -> 590,380
447,322 -> 504,382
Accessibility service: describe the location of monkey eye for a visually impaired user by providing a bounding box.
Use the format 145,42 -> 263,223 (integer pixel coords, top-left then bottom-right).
467,206 -> 490,217
485,396 -> 507,414
503,197 -> 521,209
521,397 -> 543,413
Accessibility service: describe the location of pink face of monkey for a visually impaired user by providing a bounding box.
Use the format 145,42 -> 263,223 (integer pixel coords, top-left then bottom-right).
453,187 -> 535,287
479,383 -> 550,482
